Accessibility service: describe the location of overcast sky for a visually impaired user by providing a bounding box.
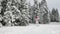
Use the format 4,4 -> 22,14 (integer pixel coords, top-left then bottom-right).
46,0 -> 60,15
27,0 -> 60,15
47,0 -> 60,14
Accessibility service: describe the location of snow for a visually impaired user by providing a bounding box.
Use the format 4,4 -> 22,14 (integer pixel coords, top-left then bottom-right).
0,23 -> 60,34
50,22 -> 60,25
26,0 -> 42,6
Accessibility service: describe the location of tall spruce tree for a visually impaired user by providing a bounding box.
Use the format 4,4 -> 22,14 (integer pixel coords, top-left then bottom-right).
10,0 -> 29,26
56,9 -> 59,22
2,0 -> 29,26
18,0 -> 29,25
51,8 -> 59,22
33,0 -> 40,23
1,0 -> 7,16
40,0 -> 49,24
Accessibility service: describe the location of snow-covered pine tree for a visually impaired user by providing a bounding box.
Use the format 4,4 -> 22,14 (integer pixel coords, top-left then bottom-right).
33,0 -> 40,23
39,0 -> 49,24
3,0 -> 29,26
2,0 -> 22,26
55,9 -> 59,22
18,0 -> 29,26
50,8 -> 55,22
1,0 -> 8,16
51,8 -> 59,22
28,2 -> 33,23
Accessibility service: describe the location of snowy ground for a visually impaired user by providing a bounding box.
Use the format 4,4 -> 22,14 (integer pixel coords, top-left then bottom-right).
0,22 -> 60,34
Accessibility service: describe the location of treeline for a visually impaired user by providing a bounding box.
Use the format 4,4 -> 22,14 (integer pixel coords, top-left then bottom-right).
0,0 -> 59,26
50,8 -> 59,22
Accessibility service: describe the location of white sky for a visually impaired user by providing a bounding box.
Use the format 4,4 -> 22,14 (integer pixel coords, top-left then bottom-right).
26,0 -> 60,15
47,0 -> 60,15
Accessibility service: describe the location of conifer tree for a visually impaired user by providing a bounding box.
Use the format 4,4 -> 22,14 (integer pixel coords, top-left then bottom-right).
1,0 -> 7,16
51,8 -> 59,22
17,0 -> 29,25
40,0 -> 49,24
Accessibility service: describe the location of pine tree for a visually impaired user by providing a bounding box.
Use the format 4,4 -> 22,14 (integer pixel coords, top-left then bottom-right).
18,0 -> 29,26
51,8 -> 59,22
43,8 -> 49,24
28,2 -> 32,23
33,0 -> 40,23
2,0 -> 29,26
1,0 -> 7,16
51,8 -> 56,22
56,9 -> 59,22
39,0 -> 49,24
